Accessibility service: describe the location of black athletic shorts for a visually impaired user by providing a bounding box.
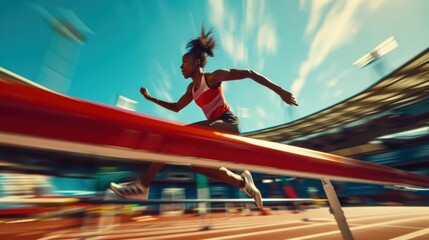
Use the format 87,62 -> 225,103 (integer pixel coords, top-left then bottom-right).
217,110 -> 240,126
191,110 -> 240,134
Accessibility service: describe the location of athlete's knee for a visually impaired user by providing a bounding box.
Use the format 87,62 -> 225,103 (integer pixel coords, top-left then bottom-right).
219,167 -> 239,178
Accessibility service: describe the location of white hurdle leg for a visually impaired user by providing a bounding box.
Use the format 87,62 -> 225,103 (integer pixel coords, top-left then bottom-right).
321,178 -> 354,240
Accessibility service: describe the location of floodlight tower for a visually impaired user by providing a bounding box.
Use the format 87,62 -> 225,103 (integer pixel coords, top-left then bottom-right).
353,36 -> 398,76
29,3 -> 93,93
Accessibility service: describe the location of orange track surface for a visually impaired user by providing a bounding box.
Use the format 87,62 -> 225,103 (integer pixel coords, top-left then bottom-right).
1,207 -> 429,240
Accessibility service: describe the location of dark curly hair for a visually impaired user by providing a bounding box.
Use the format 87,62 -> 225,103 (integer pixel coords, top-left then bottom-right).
186,25 -> 216,68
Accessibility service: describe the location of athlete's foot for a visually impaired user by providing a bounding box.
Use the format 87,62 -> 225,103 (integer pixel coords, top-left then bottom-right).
110,181 -> 149,200
241,170 -> 263,209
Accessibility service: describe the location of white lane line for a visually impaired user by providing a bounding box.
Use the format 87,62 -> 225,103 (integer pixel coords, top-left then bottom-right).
38,235 -> 64,240
389,228 -> 429,240
203,221 -> 338,240
40,208 -> 429,240
348,224 -> 422,230
44,216 -> 294,239
204,212 -> 429,240
46,211 -> 421,240
117,220 -> 310,240
43,216 -> 307,240
287,215 -> 429,240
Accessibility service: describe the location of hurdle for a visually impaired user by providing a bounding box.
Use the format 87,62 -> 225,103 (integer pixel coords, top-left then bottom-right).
1,79 -> 429,240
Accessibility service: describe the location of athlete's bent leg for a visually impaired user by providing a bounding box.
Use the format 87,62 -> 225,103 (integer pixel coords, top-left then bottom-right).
110,163 -> 164,200
138,162 -> 165,187
190,120 -> 262,208
192,166 -> 245,188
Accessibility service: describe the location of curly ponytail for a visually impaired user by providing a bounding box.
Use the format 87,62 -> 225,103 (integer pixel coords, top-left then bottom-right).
186,25 -> 216,68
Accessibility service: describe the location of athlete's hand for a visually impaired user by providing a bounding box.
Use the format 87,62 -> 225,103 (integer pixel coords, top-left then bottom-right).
279,89 -> 298,106
140,87 -> 151,99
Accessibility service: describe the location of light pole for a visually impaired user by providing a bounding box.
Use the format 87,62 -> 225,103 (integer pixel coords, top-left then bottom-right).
353,36 -> 398,76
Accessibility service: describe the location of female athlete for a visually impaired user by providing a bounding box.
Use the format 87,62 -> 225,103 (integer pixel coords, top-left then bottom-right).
111,26 -> 298,209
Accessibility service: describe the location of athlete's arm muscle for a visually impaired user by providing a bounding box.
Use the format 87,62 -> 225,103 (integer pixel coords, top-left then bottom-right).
206,69 -> 298,106
140,84 -> 193,112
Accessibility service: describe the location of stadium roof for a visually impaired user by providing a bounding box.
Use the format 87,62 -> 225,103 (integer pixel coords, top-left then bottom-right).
244,48 -> 429,151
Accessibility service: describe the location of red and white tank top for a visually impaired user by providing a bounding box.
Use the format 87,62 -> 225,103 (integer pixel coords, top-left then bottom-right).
192,74 -> 230,120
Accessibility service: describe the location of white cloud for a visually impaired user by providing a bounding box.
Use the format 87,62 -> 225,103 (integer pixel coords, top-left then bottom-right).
154,60 -> 171,89
256,106 -> 267,118
268,91 -> 282,108
209,0 -> 225,28
291,0 -> 386,100
320,86 -> 342,100
320,67 -> 352,100
237,106 -> 251,118
366,1 -> 386,12
300,0 -> 332,36
328,67 -> 353,88
153,60 -> 173,101
321,92 -> 329,101
170,62 -> 178,76
315,64 -> 337,84
160,89 -> 173,102
257,59 -> 265,72
291,61 -> 311,97
223,31 -> 248,64
188,12 -> 196,36
208,0 -> 278,67
327,77 -> 338,88
257,21 -> 278,55
256,120 -> 265,129
334,89 -> 343,97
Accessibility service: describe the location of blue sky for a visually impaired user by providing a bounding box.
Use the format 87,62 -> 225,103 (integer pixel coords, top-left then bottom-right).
1,0 -> 428,133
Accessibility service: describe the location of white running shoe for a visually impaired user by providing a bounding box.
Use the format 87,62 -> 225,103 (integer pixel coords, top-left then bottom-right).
241,170 -> 263,208
110,181 -> 149,200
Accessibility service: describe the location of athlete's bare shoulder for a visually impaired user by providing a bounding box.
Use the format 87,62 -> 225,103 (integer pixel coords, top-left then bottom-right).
207,69 -> 250,83
206,69 -> 227,80
203,72 -> 222,88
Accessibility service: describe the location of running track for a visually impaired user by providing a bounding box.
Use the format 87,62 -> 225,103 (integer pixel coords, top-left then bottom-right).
1,207 -> 429,240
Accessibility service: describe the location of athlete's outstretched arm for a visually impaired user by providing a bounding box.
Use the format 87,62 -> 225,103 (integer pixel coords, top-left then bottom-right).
207,69 -> 298,106
140,84 -> 193,112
